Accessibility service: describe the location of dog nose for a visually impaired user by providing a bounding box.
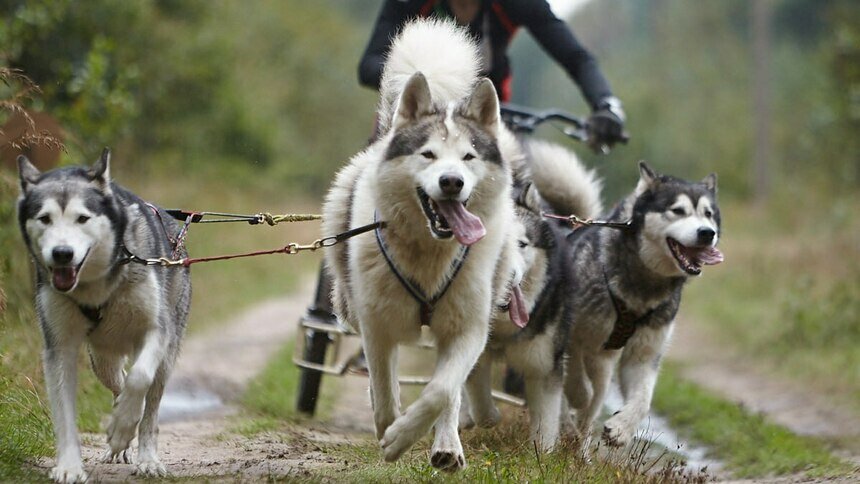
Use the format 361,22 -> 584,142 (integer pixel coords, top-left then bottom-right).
439,172 -> 464,196
697,228 -> 716,245
52,246 -> 75,265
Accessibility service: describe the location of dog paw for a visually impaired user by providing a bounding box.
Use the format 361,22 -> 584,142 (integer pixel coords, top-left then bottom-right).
50,464 -> 88,484
602,413 -> 635,447
106,409 -> 141,455
474,406 -> 501,429
100,447 -> 134,464
133,459 -> 167,477
380,414 -> 429,462
430,450 -> 466,472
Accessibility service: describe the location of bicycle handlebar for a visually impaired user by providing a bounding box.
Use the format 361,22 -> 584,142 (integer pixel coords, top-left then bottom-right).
499,103 -> 629,153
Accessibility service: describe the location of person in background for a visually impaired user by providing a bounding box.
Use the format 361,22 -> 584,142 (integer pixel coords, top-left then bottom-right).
358,0 -> 627,152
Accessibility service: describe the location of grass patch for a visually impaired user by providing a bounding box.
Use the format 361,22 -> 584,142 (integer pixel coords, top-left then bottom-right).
316,412 -> 706,483
653,363 -> 853,478
240,341 -> 304,426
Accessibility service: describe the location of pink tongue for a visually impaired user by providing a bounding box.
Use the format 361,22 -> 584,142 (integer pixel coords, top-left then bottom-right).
434,200 -> 486,246
697,246 -> 724,265
508,285 -> 529,329
52,267 -> 78,292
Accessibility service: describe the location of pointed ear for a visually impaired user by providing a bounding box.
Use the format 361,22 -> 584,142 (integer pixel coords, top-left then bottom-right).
89,147 -> 111,190
392,73 -> 433,131
460,78 -> 500,135
17,155 -> 40,193
702,173 -> 717,195
635,161 -> 659,195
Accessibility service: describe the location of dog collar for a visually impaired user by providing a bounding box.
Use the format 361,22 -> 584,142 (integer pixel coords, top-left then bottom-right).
374,211 -> 470,326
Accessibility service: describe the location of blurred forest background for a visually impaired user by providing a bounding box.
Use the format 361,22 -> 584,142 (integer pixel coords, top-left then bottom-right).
0,0 -> 858,478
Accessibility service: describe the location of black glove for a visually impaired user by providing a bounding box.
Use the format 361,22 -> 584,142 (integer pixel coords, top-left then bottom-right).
588,97 -> 628,154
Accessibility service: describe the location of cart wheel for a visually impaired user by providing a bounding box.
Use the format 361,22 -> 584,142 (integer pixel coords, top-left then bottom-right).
296,326 -> 330,415
295,263 -> 337,415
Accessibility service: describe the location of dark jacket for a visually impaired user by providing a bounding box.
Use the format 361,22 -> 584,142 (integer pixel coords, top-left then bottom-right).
358,0 -> 613,106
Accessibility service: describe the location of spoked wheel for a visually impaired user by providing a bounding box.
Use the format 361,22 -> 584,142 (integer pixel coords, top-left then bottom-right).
295,264 -> 337,415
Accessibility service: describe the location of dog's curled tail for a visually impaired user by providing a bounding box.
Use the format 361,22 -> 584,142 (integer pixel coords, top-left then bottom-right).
525,139 -> 604,219
377,18 -> 481,133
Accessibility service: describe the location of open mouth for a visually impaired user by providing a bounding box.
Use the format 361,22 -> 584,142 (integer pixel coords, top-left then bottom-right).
50,251 -> 88,292
416,188 -> 486,246
666,238 -> 723,276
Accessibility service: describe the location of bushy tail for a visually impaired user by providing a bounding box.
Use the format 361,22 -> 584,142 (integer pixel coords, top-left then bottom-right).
524,140 -> 603,218
377,19 -> 481,133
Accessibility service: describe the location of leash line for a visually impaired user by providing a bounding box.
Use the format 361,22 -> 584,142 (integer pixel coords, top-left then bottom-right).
541,211 -> 632,231
119,220 -> 385,268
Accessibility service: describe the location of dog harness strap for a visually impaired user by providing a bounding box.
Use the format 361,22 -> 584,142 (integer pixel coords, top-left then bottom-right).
374,211 -> 469,327
77,304 -> 104,334
602,272 -> 659,350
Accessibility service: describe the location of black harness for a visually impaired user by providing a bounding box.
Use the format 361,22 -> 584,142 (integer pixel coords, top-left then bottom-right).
77,303 -> 104,335
602,271 -> 669,350
374,212 -> 470,326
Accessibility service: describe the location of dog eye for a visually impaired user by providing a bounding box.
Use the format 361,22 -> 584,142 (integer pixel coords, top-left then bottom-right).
462,153 -> 475,161
38,215 -> 51,224
704,210 -> 713,218
671,208 -> 686,216
420,150 -> 436,160
77,215 -> 90,224
518,240 -> 529,249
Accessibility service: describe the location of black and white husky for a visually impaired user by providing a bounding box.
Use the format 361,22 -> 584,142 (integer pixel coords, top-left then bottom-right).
17,150 -> 191,483
463,139 -> 604,452
563,162 -> 723,447
323,19 -> 520,470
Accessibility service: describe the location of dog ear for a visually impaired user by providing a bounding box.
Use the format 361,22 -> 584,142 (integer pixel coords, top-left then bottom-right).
392,73 -> 433,131
635,161 -> 659,195
17,155 -> 40,193
460,78 -> 500,135
702,173 -> 717,195
89,147 -> 112,190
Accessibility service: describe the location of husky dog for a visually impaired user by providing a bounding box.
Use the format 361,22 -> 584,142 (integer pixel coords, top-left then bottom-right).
323,19 -> 518,470
463,139 -> 603,452
17,150 -> 191,483
563,162 -> 723,447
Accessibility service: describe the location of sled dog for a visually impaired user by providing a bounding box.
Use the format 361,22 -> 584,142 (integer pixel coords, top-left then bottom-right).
564,162 -> 723,447
17,149 -> 191,483
322,19 -> 519,470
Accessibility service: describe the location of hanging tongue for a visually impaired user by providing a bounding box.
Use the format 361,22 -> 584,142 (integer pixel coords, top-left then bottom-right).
508,285 -> 529,329
52,267 -> 78,292
696,246 -> 724,265
434,200 -> 486,246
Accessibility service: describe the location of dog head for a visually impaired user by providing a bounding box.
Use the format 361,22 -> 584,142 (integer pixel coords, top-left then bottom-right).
632,161 -> 723,278
18,148 -> 126,293
376,73 -> 508,246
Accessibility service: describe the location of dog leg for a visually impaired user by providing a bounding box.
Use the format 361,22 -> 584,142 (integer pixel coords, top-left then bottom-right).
430,389 -> 466,471
525,371 -> 562,452
106,328 -> 165,460
134,362 -> 170,477
563,347 -> 591,441
44,342 -> 88,484
603,325 -> 671,447
464,354 -> 500,428
89,350 -> 125,399
381,323 -> 486,466
576,352 -> 616,441
458,387 -> 474,430
363,333 -> 401,440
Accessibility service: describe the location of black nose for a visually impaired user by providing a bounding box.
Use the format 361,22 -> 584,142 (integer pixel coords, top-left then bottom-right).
439,172 -> 464,196
697,228 -> 716,245
52,246 -> 74,265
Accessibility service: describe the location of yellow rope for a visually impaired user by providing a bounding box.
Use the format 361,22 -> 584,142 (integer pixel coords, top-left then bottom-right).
257,213 -> 322,226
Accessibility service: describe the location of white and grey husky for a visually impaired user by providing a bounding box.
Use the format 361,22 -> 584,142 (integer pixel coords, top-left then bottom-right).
563,162 -> 723,447
323,19 -> 520,470
17,150 -> 191,483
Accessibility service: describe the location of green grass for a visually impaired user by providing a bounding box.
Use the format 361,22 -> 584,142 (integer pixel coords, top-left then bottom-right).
652,364 -> 854,478
314,413 -> 705,483
241,342 -> 302,424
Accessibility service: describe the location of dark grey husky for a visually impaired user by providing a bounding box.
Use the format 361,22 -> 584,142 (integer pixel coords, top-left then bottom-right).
17,149 -> 191,483
562,162 -> 723,448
